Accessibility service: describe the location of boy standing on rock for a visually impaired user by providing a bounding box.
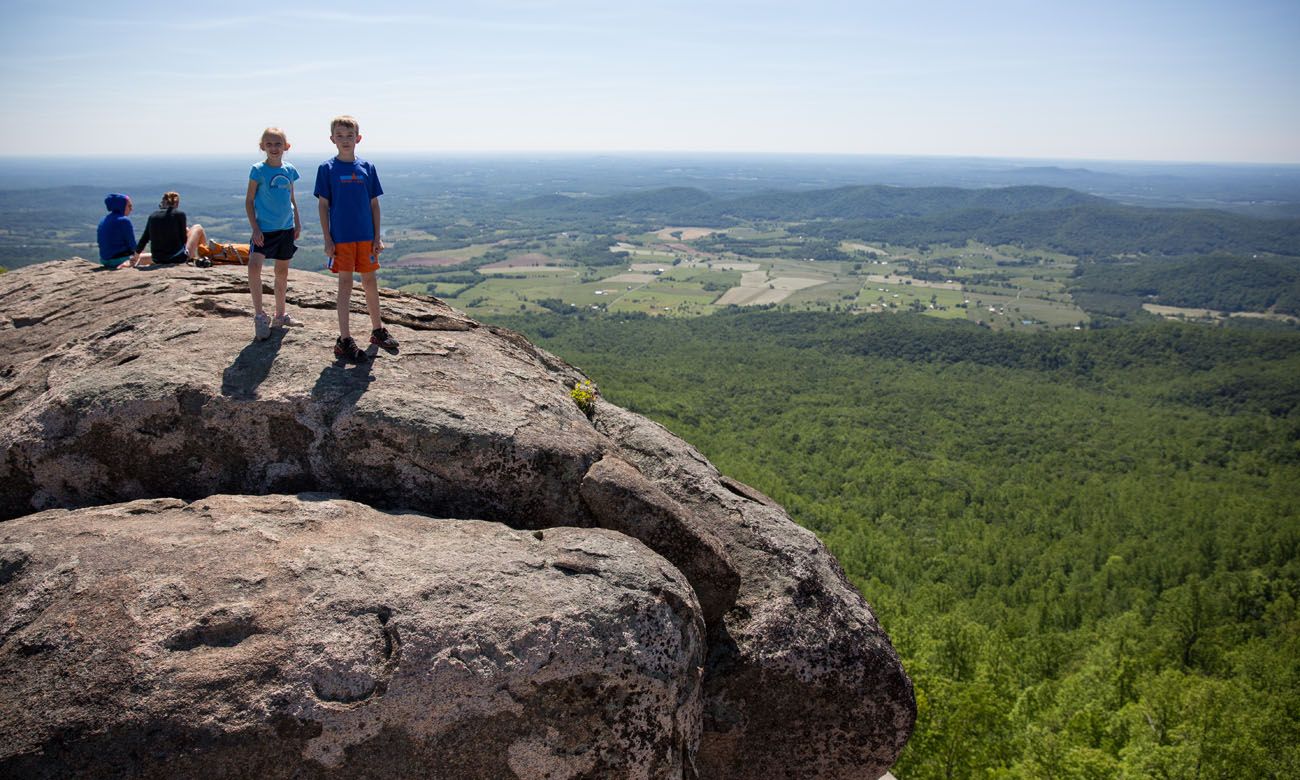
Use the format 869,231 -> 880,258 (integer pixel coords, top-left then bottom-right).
246,127 -> 302,340
313,115 -> 399,364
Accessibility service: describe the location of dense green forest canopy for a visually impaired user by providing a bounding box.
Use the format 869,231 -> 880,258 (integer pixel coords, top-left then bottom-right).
499,309 -> 1300,779
1071,255 -> 1300,316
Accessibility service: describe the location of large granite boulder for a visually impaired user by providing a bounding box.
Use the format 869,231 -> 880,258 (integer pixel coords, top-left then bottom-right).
593,404 -> 915,777
0,494 -> 704,779
0,260 -> 914,778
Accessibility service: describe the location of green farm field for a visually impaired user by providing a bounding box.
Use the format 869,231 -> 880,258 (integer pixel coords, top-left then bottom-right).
382,229 -> 1093,329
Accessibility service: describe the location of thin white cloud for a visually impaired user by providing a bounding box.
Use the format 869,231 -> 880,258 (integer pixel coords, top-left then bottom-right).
0,51 -> 102,67
174,60 -> 357,82
58,13 -> 259,31
292,10 -> 439,25
288,9 -> 607,35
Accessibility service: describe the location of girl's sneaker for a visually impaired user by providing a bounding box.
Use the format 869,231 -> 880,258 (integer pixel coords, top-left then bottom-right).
334,336 -> 368,364
273,313 -> 303,328
370,327 -> 399,352
253,312 -> 271,341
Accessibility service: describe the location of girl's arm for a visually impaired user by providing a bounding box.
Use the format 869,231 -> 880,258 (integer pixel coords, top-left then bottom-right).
245,180 -> 263,246
290,182 -> 301,240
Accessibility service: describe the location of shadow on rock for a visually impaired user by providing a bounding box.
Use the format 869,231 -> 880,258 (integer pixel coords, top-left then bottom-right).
221,330 -> 288,400
311,358 -> 375,405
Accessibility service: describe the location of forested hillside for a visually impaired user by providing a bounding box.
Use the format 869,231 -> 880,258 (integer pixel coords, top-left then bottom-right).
500,186 -> 1300,258
499,310 -> 1300,778
1071,255 -> 1300,316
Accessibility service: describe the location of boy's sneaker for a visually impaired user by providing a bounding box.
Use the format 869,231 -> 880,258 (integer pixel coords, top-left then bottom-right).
334,336 -> 368,364
273,313 -> 303,328
253,312 -> 271,341
370,327 -> 399,352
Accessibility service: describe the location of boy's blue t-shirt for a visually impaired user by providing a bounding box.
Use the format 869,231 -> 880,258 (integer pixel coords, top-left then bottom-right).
313,157 -> 383,243
249,161 -> 300,232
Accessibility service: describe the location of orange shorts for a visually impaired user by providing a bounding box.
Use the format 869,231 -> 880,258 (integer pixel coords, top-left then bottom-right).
328,241 -> 379,274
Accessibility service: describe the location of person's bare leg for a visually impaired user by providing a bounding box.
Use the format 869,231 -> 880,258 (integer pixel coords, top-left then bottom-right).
249,255 -> 266,315
186,224 -> 207,258
338,272 -> 354,340
360,271 -> 383,331
274,259 -> 290,318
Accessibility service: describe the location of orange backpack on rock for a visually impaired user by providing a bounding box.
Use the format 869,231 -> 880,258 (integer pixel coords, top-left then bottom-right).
198,240 -> 250,265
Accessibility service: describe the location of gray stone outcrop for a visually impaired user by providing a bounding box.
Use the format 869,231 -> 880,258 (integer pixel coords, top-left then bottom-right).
0,494 -> 704,779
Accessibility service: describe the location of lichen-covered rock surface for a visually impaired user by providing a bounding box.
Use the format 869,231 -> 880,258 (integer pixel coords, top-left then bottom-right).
0,494 -> 704,779
0,260 -> 914,779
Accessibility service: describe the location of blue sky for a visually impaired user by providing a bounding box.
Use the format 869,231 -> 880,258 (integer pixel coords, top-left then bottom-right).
2,0 -> 1297,162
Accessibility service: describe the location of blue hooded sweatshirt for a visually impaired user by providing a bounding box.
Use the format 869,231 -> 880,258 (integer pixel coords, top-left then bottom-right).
97,193 -> 135,262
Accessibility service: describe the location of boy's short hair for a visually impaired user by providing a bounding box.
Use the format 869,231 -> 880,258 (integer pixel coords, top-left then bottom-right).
330,115 -> 360,135
261,126 -> 289,144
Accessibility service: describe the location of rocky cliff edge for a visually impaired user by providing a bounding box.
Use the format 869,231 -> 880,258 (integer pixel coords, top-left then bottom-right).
0,260 -> 914,779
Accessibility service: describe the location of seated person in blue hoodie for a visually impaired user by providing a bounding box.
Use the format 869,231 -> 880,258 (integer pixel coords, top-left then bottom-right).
96,193 -> 137,270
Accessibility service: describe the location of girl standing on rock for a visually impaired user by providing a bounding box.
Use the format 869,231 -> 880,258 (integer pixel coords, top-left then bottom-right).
245,127 -> 303,341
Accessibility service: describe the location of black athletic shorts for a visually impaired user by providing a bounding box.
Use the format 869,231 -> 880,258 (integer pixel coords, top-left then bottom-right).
252,229 -> 298,261
155,248 -> 190,265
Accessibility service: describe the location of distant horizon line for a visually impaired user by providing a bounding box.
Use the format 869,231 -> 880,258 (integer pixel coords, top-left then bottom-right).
2,150 -> 1298,168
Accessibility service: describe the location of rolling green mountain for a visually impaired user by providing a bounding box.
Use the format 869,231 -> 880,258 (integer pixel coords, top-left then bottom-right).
801,204 -> 1300,258
688,184 -> 1107,221
501,185 -> 1300,258
505,184 -> 1105,223
511,186 -> 716,220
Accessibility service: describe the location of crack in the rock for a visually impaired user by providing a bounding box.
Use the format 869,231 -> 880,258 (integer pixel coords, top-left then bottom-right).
164,613 -> 262,651
162,327 -> 204,342
552,558 -> 601,576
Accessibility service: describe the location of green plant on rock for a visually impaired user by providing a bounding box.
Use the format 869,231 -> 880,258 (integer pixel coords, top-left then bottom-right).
570,380 -> 598,418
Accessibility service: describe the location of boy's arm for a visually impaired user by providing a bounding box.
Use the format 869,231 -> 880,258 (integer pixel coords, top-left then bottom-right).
244,180 -> 263,246
370,197 -> 383,254
317,198 -> 334,257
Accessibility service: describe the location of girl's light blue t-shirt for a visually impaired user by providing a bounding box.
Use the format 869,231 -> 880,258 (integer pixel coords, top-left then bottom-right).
249,162 -> 300,231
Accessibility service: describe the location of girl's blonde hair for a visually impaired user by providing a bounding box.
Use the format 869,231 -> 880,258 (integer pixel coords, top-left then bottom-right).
160,191 -> 180,209
261,126 -> 289,144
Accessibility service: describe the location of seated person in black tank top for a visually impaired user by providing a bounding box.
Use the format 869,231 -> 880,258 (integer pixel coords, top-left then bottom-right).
133,191 -> 207,266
